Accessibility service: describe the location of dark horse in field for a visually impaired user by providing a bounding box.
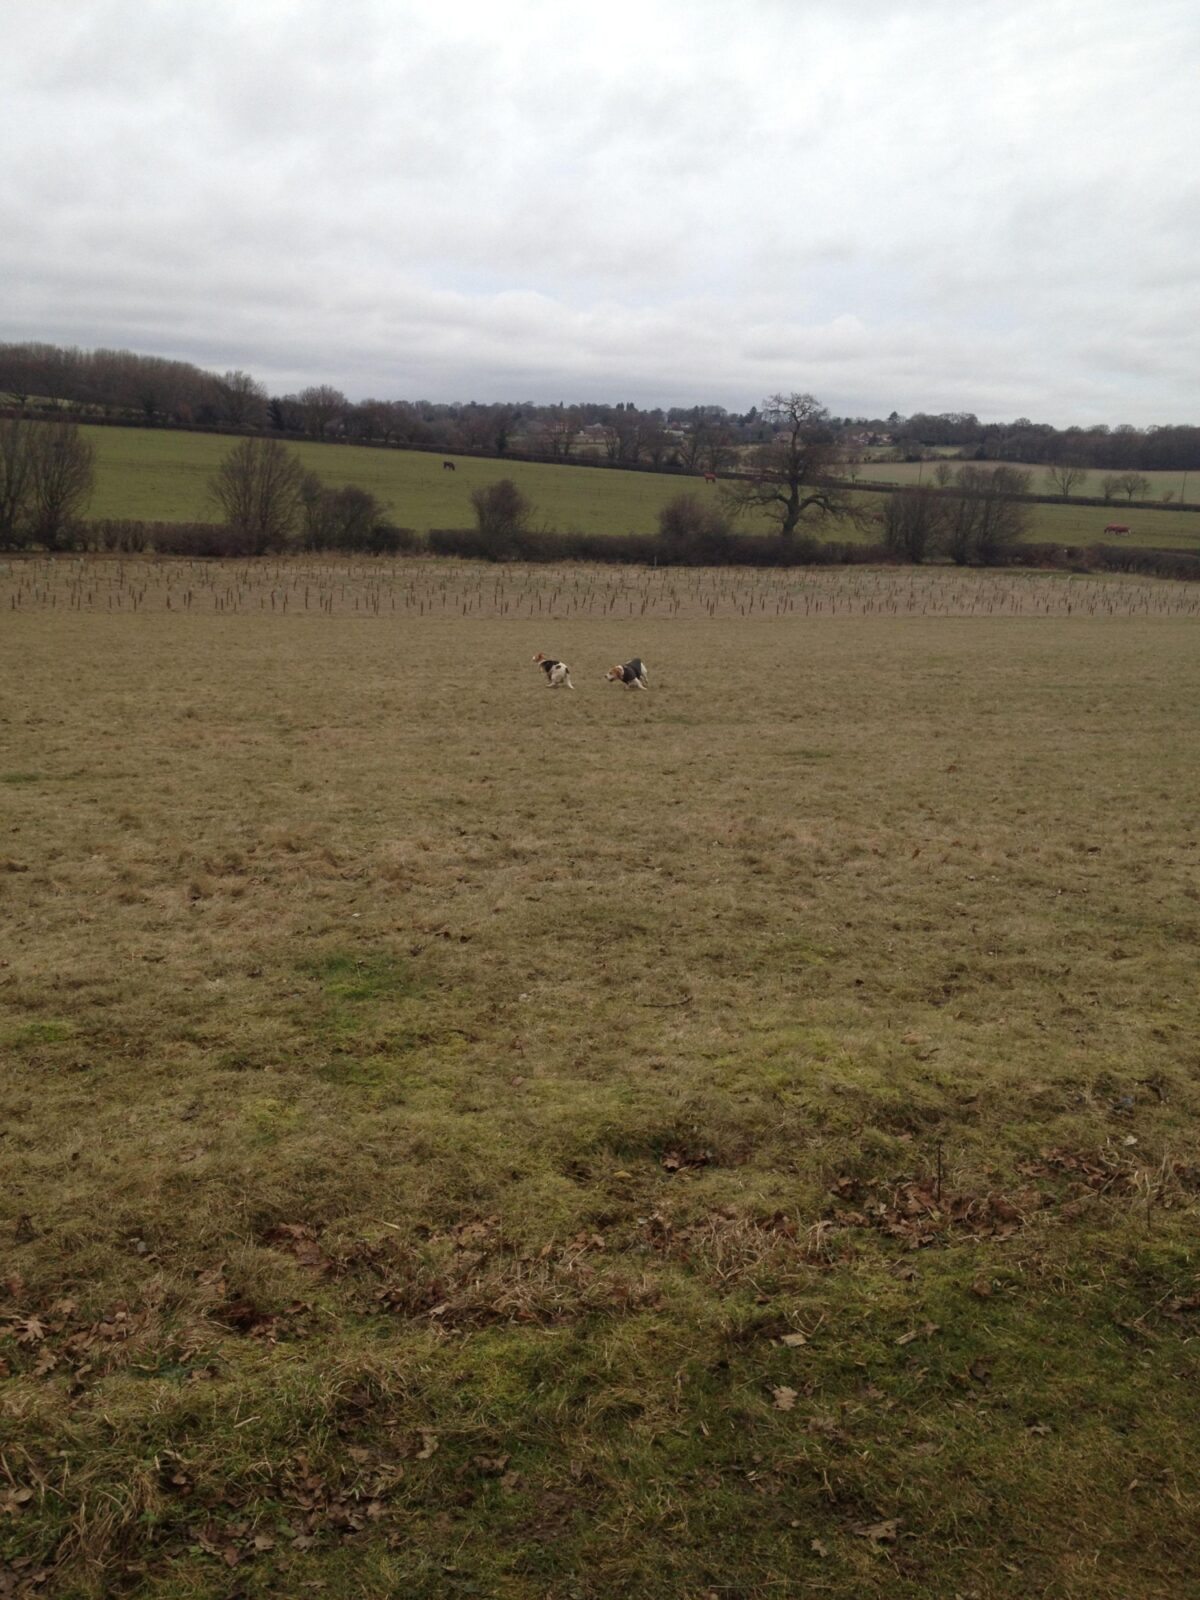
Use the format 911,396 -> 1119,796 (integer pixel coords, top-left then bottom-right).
442,460 -> 456,471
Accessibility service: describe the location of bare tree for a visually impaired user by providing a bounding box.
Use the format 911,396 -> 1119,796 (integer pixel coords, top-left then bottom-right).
540,408 -> 581,459
1115,471 -> 1151,502
932,461 -> 955,489
677,407 -> 729,471
701,424 -> 737,474
881,485 -> 949,563
722,392 -> 864,539
216,370 -> 268,429
639,417 -> 670,467
0,420 -> 95,548
1044,464 -> 1086,499
1100,473 -> 1121,503
25,422 -> 95,548
0,419 -> 35,545
297,385 -> 348,439
600,405 -> 643,463
677,411 -> 710,471
208,438 -> 305,553
945,465 -> 1031,565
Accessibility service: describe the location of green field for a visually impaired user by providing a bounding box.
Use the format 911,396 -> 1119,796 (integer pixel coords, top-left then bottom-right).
80,427 -> 768,538
2,559 -> 1199,1598
79,426 -> 1200,553
858,460 -> 1196,501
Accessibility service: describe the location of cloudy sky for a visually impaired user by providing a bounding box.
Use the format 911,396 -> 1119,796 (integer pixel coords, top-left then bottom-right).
2,0 -> 1197,423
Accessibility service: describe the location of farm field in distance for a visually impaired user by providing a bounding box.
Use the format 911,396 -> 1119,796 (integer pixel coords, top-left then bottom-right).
78,425 -> 1200,552
2,557 -> 1199,1599
860,458 -> 1196,500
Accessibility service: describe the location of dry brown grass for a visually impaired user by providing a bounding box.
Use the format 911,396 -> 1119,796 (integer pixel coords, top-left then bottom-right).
1,559 -> 1199,1598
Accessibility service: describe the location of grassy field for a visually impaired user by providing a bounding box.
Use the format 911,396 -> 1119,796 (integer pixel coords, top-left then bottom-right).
77,426 -> 1200,553
2,560 -> 1199,1598
857,460 -> 1196,499
80,427 -> 761,540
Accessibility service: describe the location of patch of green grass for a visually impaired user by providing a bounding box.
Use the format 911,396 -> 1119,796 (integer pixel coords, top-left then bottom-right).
3,1018 -> 76,1046
305,949 -> 421,1004
0,771 -> 42,784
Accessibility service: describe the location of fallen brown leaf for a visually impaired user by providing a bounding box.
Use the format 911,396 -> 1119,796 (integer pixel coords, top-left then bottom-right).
772,1386 -> 798,1411
895,1322 -> 939,1346
855,1517 -> 900,1543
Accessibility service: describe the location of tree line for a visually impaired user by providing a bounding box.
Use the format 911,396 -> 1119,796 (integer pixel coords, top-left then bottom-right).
0,390 -> 1177,576
4,339 -> 1200,474
879,412 -> 1200,473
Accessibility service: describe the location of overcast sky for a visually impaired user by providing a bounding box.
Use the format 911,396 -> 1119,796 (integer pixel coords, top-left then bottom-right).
2,0 -> 1197,424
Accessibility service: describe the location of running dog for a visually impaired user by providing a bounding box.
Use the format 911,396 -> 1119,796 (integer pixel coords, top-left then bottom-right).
605,657 -> 649,690
532,651 -> 574,689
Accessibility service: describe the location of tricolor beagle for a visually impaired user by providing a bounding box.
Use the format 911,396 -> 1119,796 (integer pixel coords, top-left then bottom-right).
532,651 -> 574,689
605,657 -> 649,690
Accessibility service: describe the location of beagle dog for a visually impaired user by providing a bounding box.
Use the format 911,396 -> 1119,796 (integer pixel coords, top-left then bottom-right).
605,657 -> 649,690
532,651 -> 574,689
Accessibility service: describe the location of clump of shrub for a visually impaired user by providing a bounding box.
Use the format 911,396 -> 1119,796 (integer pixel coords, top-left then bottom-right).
298,476 -> 414,552
428,523 -> 893,567
1086,543 -> 1200,580
151,523 -> 252,557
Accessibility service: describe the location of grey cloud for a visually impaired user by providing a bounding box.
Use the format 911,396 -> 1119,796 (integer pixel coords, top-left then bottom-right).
2,0 -> 1197,422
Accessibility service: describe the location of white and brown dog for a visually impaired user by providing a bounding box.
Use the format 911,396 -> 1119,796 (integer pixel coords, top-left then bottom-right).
532,651 -> 574,689
605,657 -> 649,690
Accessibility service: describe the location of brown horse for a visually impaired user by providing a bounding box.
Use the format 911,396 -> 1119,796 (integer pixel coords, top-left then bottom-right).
442,460 -> 456,472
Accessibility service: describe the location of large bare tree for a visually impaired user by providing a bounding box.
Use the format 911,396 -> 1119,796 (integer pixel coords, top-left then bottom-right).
0,419 -> 94,548
881,485 -> 949,563
944,465 -> 1032,565
0,420 -> 35,545
723,392 -> 864,538
208,438 -> 305,553
28,422 -> 95,548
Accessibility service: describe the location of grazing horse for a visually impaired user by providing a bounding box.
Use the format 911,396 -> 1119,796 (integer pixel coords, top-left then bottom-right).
703,472 -> 717,483
442,460 -> 456,472
1104,523 -> 1131,536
